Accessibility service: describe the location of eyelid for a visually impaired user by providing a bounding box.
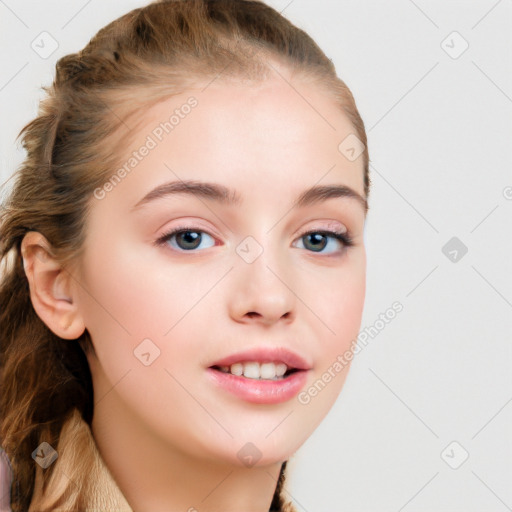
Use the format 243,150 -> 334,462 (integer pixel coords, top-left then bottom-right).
155,217 -> 218,238
297,220 -> 348,236
155,219 -> 349,241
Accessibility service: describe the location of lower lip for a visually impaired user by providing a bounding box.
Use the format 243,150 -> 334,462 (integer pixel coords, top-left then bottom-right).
206,368 -> 309,404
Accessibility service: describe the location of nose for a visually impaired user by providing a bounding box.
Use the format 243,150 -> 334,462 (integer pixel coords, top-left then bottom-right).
227,244 -> 296,326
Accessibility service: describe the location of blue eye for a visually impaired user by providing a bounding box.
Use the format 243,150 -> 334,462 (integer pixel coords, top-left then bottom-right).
155,227 -> 353,254
294,230 -> 353,255
156,227 -> 215,251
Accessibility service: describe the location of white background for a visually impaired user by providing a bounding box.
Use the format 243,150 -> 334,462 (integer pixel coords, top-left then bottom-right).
1,1 -> 511,511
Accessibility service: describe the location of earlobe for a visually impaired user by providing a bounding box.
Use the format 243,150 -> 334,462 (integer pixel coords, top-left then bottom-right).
21,231 -> 86,340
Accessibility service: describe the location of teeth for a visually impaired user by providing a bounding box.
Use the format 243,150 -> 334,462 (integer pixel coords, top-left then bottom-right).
217,361 -> 291,380
230,363 -> 243,376
260,362 -> 276,379
275,363 -> 287,377
243,362 -> 260,379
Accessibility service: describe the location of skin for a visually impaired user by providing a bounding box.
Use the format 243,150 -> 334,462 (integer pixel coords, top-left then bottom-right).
21,65 -> 367,512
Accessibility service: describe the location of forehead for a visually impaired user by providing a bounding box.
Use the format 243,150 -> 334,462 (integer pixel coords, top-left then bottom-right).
107,75 -> 365,207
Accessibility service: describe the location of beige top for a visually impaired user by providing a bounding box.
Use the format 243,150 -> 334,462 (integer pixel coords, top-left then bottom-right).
28,408 -> 133,512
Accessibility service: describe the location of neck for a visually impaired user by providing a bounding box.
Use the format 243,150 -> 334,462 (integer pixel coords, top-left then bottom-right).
90,372 -> 283,512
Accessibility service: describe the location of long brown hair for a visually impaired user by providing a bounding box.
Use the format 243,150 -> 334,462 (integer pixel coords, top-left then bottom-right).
0,1 -> 370,510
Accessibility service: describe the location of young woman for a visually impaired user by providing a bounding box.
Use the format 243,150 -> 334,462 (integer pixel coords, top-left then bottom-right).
0,0 -> 370,510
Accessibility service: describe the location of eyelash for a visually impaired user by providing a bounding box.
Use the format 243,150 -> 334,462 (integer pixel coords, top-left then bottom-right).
155,224 -> 354,254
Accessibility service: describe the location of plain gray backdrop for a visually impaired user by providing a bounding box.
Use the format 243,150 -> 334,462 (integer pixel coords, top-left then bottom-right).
1,1 -> 511,511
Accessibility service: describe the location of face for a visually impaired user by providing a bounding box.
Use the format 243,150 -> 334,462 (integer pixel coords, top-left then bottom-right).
75,69 -> 367,467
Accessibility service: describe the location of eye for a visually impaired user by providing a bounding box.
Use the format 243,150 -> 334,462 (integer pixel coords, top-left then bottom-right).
155,226 -> 216,251
294,229 -> 354,255
155,226 -> 354,254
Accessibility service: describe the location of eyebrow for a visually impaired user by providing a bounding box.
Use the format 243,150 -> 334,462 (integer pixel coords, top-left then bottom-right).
131,179 -> 368,212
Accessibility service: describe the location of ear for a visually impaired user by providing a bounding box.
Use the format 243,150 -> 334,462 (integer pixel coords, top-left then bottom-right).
21,231 -> 85,340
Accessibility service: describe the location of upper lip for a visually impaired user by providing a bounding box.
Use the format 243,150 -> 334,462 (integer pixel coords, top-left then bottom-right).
208,346 -> 311,371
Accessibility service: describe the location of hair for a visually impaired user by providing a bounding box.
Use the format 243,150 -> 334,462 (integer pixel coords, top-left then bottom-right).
0,0 -> 370,510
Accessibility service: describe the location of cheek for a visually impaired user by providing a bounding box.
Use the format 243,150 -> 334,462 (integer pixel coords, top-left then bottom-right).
292,282 -> 365,435
313,254 -> 366,353
77,242 -> 217,435
76,236 -> 218,378
79,231 -> 202,334
301,253 -> 366,406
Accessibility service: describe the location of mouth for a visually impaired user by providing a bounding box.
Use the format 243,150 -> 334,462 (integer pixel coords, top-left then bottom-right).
206,347 -> 311,404
209,361 -> 299,381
